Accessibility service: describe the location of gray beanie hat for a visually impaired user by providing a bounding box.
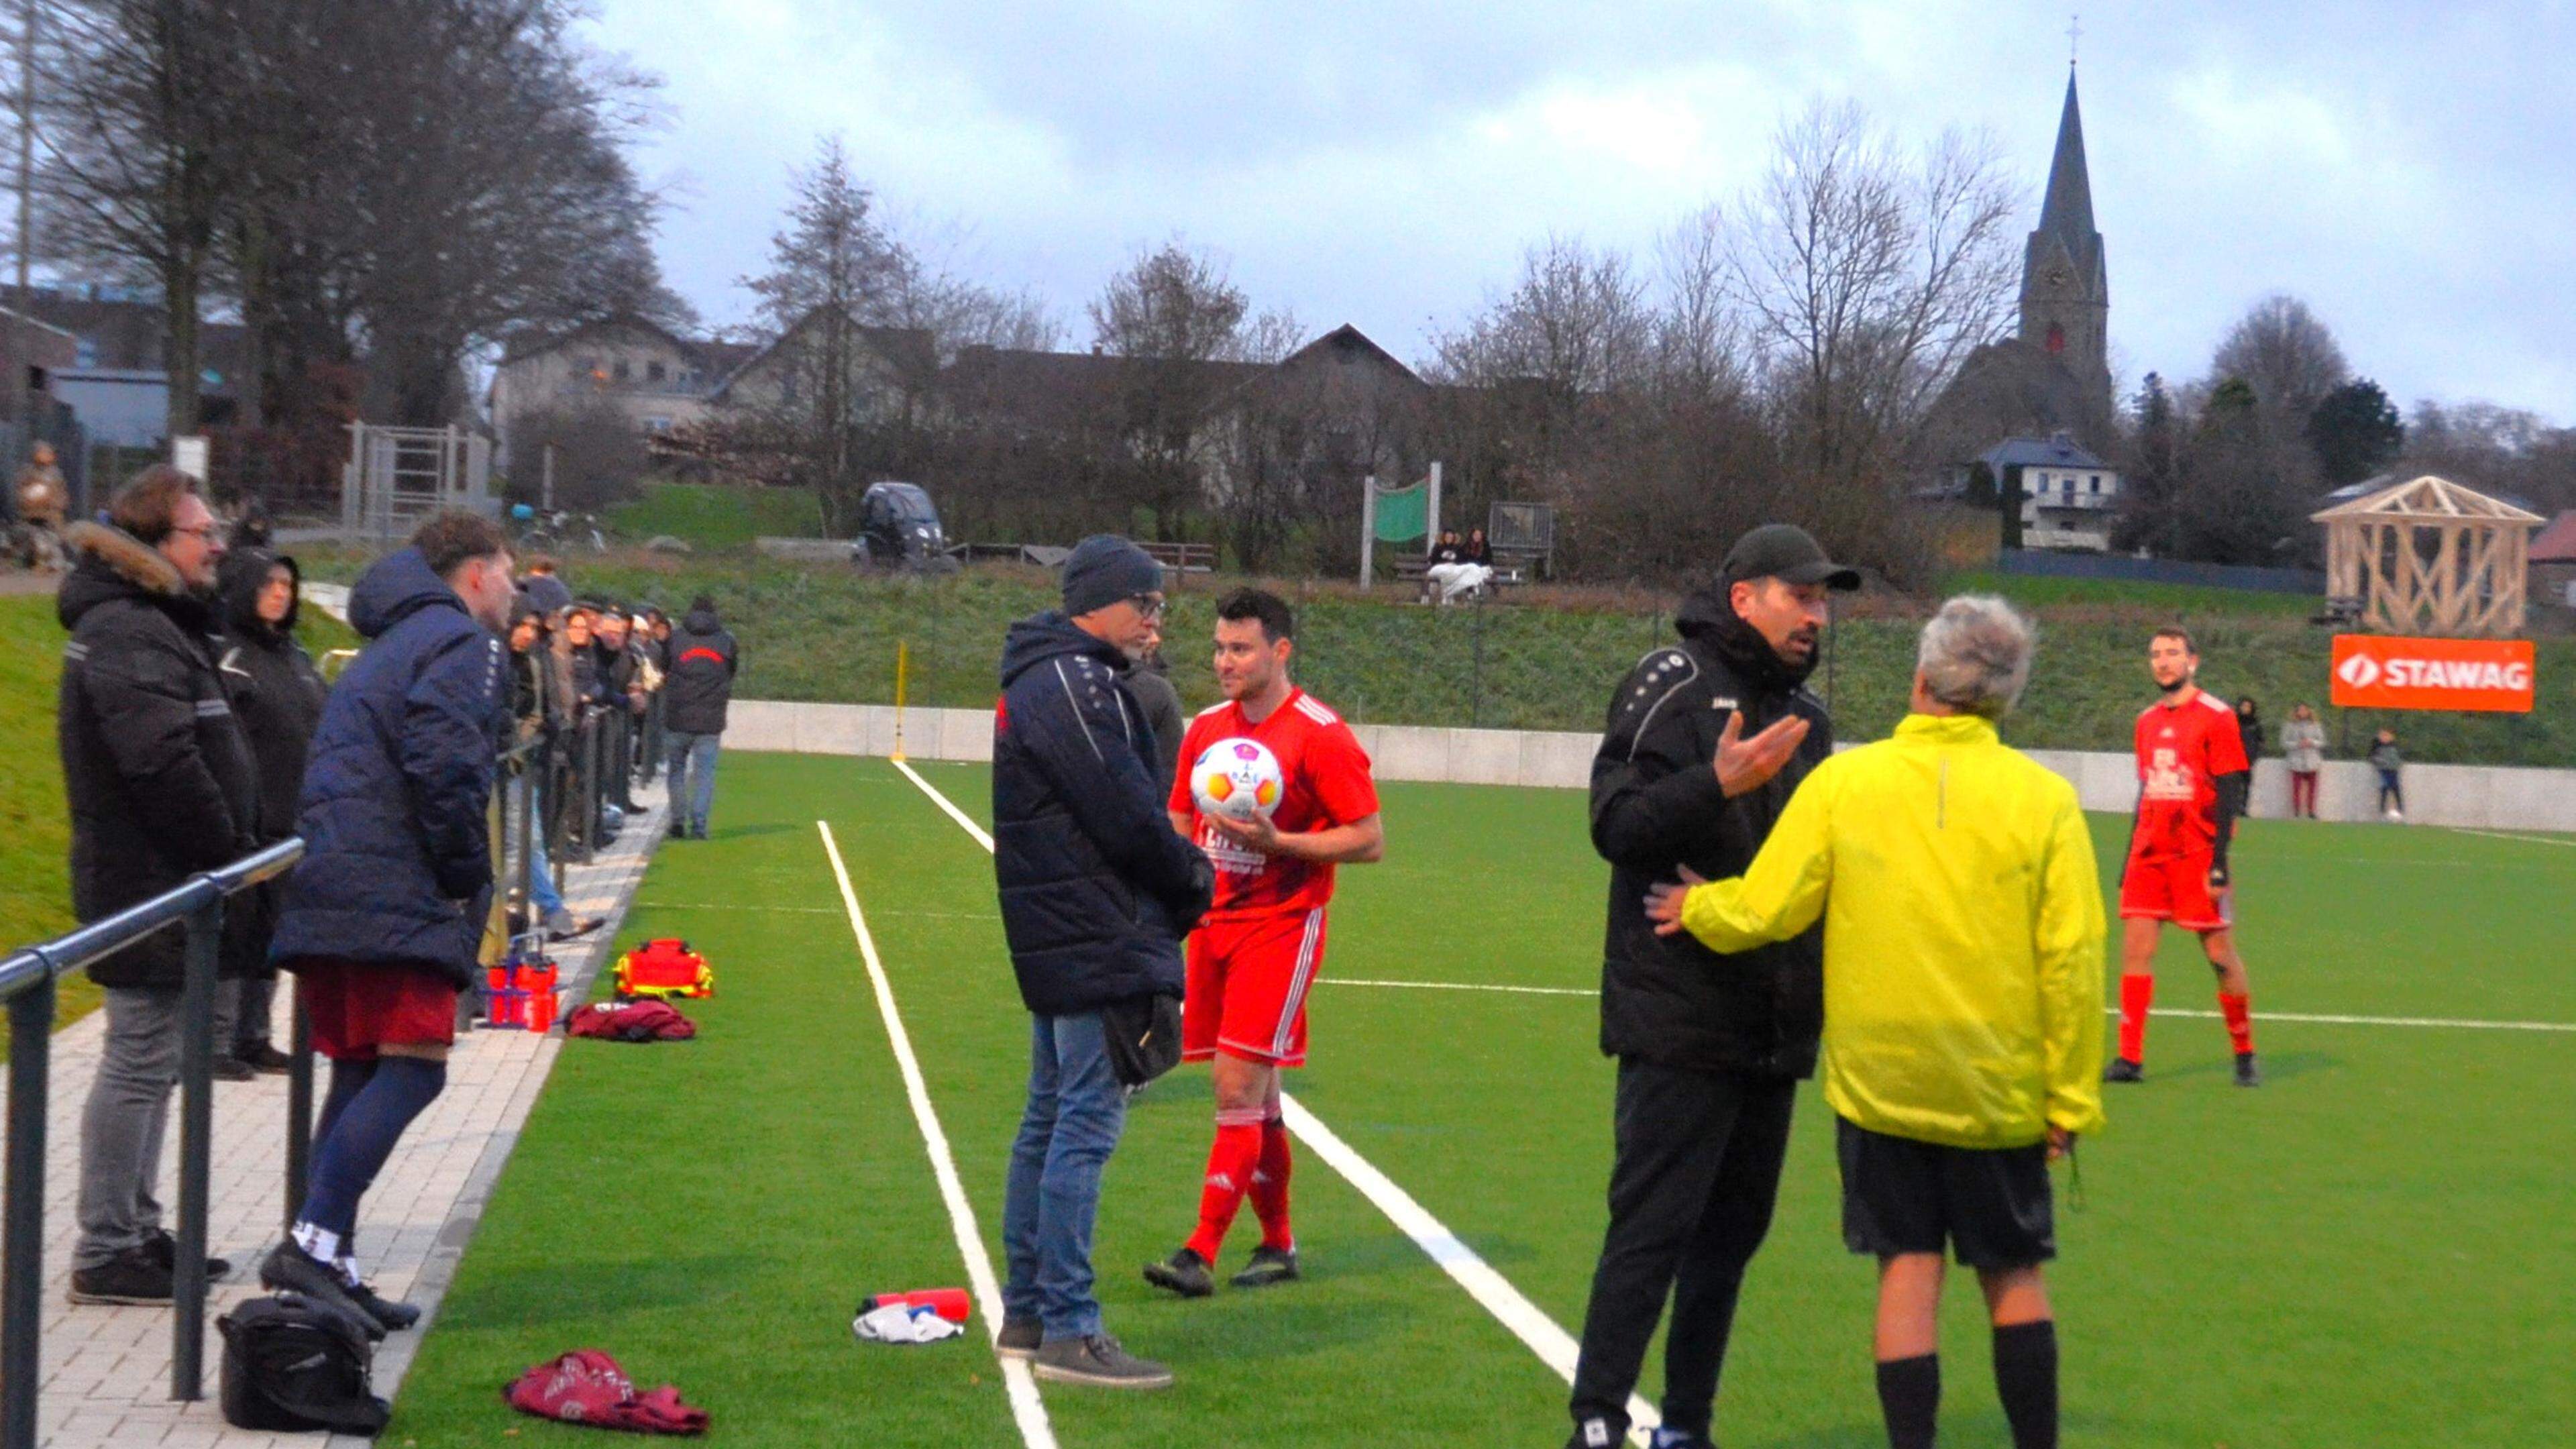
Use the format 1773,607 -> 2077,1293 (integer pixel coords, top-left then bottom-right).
1061,534 -> 1164,617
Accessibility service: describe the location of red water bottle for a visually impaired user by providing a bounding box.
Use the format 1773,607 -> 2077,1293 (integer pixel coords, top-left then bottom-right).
868,1288 -> 971,1323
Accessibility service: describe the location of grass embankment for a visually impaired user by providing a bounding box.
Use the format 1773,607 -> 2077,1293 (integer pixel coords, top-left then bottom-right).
602,481 -> 828,547
1,592 -> 356,1054
294,547 -> 2576,768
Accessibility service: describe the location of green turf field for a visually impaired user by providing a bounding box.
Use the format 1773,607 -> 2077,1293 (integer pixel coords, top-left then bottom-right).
390,752 -> 2575,1447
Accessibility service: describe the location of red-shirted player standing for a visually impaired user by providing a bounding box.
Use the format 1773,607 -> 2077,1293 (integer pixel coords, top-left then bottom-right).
2109,627 -> 2261,1087
1145,588 -> 1383,1297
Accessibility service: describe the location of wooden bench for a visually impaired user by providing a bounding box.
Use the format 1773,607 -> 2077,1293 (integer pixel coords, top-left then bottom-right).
2310,594 -> 2365,627
1138,541 -> 1218,579
1393,554 -> 1526,604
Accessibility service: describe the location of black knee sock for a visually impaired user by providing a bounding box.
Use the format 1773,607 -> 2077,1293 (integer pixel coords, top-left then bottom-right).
1992,1320 -> 2058,1449
1874,1354 -> 1939,1449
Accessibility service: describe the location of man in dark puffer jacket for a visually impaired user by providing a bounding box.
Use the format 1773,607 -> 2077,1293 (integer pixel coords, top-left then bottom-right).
57,467 -> 260,1305
659,594 -> 737,840
992,535 -> 1212,1391
261,511 -> 515,1338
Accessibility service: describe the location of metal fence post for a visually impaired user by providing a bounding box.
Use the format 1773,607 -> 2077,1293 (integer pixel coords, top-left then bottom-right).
3,975 -> 56,1449
171,895 -> 222,1400
284,998 -> 313,1231
518,751 -> 537,916
1470,593 -> 1488,730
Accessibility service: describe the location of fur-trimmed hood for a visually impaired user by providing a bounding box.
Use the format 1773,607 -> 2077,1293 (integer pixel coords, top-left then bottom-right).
56,520 -> 205,632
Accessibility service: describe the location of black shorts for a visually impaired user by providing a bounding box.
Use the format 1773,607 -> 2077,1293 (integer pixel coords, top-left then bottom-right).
1836,1116 -> 2054,1270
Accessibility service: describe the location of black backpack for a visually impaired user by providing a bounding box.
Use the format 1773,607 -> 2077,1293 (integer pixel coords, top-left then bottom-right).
218,1293 -> 391,1435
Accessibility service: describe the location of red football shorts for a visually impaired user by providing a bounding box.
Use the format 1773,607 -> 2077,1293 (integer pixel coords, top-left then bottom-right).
2118,850 -> 2231,932
290,958 -> 460,1061
1183,907 -> 1327,1068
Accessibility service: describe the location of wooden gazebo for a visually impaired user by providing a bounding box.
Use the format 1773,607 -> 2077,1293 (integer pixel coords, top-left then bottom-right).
2312,474 -> 2545,636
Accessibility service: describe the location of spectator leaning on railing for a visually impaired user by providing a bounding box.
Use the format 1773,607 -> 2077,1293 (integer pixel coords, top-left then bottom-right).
1647,596 -> 2105,1449
215,543 -> 329,1077
55,466 -> 262,1307
506,601 -> 600,938
262,510 -> 515,1338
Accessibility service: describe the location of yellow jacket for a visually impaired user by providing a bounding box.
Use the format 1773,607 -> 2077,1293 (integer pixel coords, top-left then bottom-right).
1678,713 -> 2106,1148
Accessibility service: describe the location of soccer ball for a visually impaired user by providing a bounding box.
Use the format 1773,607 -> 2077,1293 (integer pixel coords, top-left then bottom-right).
1191,737 -> 1284,822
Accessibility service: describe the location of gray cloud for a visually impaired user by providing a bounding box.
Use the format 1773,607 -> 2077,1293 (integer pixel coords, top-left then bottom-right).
603,0 -> 2576,417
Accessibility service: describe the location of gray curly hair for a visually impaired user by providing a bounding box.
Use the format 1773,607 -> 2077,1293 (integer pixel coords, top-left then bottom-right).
1916,595 -> 2035,718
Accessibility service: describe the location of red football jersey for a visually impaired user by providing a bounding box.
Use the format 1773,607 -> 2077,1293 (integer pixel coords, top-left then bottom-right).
1170,688 -> 1379,922
2131,688 -> 2249,859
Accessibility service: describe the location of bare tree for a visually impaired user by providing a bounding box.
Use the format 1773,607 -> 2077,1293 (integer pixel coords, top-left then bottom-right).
1087,239 -> 1254,538
1429,235 -> 1650,396
1725,101 -> 2019,499
35,0 -> 240,435
2210,292 -> 2349,430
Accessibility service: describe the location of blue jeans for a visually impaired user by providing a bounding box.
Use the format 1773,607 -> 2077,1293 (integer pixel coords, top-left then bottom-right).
1002,1012 -> 1128,1342
665,731 -> 721,836
527,828 -> 566,916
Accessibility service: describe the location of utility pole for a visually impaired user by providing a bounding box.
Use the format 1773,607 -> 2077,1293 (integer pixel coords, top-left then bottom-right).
11,0 -> 35,436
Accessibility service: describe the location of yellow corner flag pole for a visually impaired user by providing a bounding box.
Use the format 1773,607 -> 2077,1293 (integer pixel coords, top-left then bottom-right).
891,641 -> 910,763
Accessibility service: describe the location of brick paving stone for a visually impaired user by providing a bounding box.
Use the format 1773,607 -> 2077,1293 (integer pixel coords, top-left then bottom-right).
5,784 -> 665,1447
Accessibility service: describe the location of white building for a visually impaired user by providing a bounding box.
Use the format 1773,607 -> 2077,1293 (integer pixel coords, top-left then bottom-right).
1978,433 -> 2122,551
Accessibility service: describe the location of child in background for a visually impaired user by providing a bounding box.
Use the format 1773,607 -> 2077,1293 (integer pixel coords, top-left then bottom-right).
2369,729 -> 2405,822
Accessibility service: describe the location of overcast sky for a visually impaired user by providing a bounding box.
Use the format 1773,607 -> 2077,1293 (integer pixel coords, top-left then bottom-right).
594,0 -> 2576,421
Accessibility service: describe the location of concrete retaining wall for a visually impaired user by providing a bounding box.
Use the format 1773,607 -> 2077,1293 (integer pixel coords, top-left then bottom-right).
724,699 -> 2576,831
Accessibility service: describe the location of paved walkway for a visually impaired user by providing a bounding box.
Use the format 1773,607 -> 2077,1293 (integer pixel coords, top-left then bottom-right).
6,785 -> 665,1448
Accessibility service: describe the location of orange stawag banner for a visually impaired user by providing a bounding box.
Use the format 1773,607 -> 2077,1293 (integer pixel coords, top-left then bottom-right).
2330,635 -> 2535,713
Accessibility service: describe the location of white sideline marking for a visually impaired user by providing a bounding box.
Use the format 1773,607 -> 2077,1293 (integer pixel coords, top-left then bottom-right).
1335,977 -> 1592,998
1327,977 -> 2576,1033
2126,1006 -> 2575,1033
2445,826 -> 2576,849
818,820 -> 1057,1449
894,757 -> 996,849
888,761 -> 1660,1443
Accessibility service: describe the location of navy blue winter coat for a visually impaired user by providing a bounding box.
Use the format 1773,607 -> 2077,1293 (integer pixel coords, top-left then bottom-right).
269,548 -> 507,987
992,612 -> 1213,1016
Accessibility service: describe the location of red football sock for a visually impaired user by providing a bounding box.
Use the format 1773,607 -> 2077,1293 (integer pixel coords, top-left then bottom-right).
2118,975 -> 2155,1063
2218,991 -> 2255,1055
1185,1114 -> 1265,1263
1249,1116 -> 1294,1252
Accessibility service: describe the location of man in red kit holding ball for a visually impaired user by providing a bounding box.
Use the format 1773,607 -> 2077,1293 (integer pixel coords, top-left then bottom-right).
1146,587 -> 1383,1297
2108,627 -> 2261,1088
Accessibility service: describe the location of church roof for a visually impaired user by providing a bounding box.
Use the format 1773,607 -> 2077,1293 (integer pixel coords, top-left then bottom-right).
2037,72 -> 2096,248
2530,511 -> 2576,564
1978,433 -> 2110,473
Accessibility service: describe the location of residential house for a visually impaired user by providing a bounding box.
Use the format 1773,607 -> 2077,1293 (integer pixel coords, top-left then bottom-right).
1978,433 -> 2122,551
486,319 -> 759,468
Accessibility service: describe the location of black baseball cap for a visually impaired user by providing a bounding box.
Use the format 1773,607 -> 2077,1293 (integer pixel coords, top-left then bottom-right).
1721,524 -> 1861,591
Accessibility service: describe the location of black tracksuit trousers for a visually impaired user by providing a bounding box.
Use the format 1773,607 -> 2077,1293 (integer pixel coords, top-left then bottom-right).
1567,1058 -> 1799,1446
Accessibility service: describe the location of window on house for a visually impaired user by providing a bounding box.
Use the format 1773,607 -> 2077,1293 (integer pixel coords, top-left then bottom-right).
613,359 -> 633,382
647,360 -> 666,382
643,416 -> 672,432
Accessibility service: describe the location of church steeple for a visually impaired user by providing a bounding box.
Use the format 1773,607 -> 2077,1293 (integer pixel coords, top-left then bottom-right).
2037,72 -> 2096,248
2019,65 -> 2110,428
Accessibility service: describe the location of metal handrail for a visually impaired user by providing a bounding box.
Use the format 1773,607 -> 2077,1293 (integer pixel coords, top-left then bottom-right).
0,700 -> 607,1446
0,837 -> 304,1446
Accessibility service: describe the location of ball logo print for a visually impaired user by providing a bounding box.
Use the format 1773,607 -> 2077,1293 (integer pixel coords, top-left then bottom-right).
1192,737 -> 1284,821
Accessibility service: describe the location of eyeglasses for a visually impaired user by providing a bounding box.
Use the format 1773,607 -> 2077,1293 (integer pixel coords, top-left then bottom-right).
1128,593 -> 1168,622
169,524 -> 223,545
